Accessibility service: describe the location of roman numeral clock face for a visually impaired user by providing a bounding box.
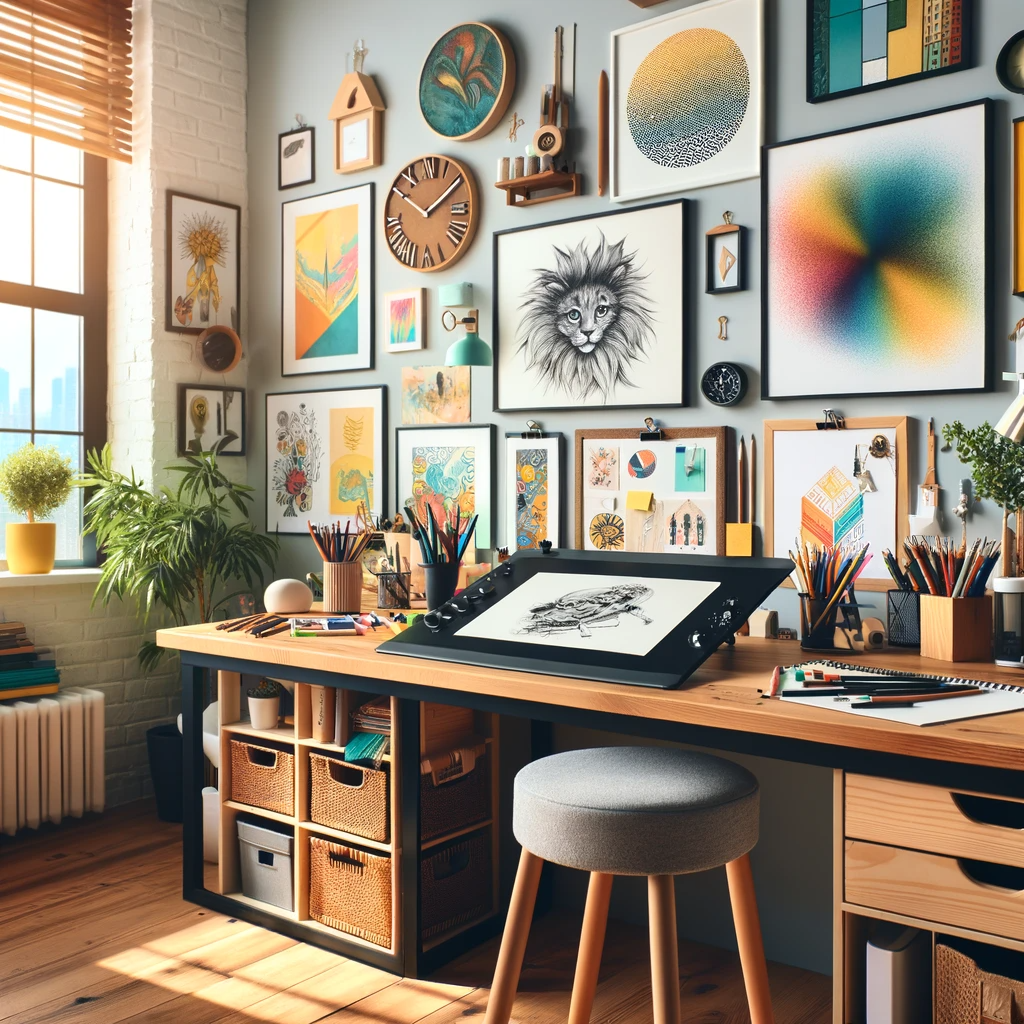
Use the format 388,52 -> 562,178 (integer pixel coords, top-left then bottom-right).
384,155 -> 479,272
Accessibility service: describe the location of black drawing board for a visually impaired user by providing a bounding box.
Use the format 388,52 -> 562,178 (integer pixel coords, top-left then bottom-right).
379,549 -> 793,689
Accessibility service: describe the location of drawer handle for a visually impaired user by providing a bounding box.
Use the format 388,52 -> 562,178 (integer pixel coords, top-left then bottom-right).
957,858 -> 1024,894
328,761 -> 368,789
952,793 -> 1024,831
247,746 -> 278,769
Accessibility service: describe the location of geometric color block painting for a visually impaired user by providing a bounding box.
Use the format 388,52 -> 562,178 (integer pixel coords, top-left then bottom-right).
281,184 -> 373,376
801,466 -> 864,549
763,100 -> 989,399
610,0 -> 762,202
808,0 -> 971,102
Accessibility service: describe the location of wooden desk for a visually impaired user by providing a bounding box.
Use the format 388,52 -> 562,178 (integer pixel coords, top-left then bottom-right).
158,625 -> 1024,999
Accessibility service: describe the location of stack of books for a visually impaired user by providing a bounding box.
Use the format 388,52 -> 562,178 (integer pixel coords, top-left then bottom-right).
351,696 -> 391,735
0,622 -> 60,700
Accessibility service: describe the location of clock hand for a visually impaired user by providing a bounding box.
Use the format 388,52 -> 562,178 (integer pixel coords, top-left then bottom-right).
391,186 -> 429,218
425,175 -> 463,215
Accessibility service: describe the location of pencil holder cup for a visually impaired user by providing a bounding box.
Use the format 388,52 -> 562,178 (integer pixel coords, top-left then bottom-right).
993,577 -> 1024,668
920,594 -> 992,663
421,561 -> 460,611
376,571 -> 411,610
886,590 -> 921,648
799,594 -> 838,651
322,560 -> 363,614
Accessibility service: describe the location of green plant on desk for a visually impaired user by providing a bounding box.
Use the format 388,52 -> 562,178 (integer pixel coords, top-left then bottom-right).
76,442 -> 279,668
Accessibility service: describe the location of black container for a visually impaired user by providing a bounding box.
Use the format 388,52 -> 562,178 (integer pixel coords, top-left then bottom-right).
146,723 -> 183,822
421,561 -> 460,611
887,590 -> 921,648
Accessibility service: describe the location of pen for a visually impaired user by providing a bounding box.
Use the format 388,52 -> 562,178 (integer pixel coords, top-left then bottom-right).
841,688 -> 983,707
783,684 -> 980,698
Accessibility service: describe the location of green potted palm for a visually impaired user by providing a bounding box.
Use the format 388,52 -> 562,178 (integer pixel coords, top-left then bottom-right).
0,443 -> 73,574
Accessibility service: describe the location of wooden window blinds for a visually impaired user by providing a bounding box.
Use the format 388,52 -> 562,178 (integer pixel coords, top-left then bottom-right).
0,0 -> 131,163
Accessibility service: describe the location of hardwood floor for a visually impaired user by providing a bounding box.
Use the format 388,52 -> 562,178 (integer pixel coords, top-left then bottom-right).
0,801 -> 832,1024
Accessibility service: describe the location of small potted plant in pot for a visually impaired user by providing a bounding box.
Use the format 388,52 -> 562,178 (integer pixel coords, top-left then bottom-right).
247,679 -> 281,730
0,443 -> 73,574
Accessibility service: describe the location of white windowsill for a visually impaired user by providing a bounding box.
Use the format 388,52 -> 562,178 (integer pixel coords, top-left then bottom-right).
0,568 -> 103,588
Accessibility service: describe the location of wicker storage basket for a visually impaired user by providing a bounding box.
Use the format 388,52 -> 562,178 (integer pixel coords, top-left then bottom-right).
230,739 -> 294,816
420,748 -> 489,840
421,830 -> 492,940
308,836 -> 391,947
937,944 -> 1024,1024
309,752 -> 389,843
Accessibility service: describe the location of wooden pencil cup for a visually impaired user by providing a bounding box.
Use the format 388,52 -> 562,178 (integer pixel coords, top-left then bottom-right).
919,594 -> 993,662
322,561 -> 363,614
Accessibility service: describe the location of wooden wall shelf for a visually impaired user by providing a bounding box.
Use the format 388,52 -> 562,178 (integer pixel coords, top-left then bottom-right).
494,169 -> 581,207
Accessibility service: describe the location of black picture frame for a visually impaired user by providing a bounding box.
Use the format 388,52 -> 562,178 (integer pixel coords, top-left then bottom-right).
177,383 -> 246,457
395,423 -> 497,549
504,430 -> 566,551
278,125 -> 315,190
760,99 -> 992,402
705,223 -> 745,294
806,0 -> 973,104
492,199 -> 687,414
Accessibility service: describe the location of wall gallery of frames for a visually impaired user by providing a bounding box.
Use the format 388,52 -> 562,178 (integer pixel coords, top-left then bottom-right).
241,0 -> 1024,617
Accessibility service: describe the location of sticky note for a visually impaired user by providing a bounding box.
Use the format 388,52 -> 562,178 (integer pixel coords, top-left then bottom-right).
626,490 -> 654,511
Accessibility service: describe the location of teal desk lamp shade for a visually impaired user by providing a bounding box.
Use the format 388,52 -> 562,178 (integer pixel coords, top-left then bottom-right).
443,308 -> 492,366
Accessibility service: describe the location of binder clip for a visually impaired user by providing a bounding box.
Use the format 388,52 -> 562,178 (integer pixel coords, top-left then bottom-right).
522,419 -> 547,439
639,416 -> 663,441
815,409 -> 846,431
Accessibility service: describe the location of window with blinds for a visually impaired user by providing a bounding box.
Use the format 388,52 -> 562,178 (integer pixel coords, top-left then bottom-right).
0,0 -> 132,163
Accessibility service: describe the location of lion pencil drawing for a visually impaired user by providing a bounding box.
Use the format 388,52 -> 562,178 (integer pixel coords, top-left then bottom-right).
516,233 -> 656,402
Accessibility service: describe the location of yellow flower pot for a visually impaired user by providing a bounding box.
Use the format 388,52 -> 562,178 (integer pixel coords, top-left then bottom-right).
5,522 -> 56,574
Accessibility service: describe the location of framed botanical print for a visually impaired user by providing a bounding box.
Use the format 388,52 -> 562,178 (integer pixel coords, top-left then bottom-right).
279,126 -> 314,190
504,432 -> 564,551
610,0 -> 763,202
177,384 -> 245,456
763,101 -> 990,399
395,424 -> 496,549
166,191 -> 240,334
281,183 -> 374,376
383,288 -> 425,352
265,386 -> 386,533
493,200 -> 685,413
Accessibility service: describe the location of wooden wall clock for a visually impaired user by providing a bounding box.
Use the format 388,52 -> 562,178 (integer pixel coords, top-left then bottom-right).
384,154 -> 479,272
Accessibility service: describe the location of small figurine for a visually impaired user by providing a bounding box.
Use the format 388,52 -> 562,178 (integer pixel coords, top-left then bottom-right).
391,512 -> 409,534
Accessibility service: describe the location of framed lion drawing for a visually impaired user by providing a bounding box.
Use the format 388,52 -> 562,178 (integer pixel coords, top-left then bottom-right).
493,200 -> 686,412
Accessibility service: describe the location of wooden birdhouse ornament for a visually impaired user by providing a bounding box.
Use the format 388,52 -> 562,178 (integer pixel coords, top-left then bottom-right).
329,39 -> 385,174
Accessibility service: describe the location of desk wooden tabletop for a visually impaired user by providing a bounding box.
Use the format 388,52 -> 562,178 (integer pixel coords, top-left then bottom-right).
157,625 -> 1024,773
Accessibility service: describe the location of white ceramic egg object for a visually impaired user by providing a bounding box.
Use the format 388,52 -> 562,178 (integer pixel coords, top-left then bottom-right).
263,578 -> 313,614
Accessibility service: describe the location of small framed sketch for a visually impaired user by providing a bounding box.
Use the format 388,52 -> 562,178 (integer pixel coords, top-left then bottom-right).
395,424 -> 496,548
705,213 -> 745,293
504,432 -> 564,551
166,191 -> 241,334
383,288 -> 425,352
279,125 -> 315,190
177,384 -> 245,456
265,386 -> 386,533
574,427 -> 727,556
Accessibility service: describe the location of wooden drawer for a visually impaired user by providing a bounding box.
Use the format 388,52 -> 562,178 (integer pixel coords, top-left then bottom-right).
845,840 -> 1024,943
845,775 -> 1024,868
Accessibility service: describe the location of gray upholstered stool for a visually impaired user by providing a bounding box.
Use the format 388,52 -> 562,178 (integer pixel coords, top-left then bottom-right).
484,747 -> 773,1024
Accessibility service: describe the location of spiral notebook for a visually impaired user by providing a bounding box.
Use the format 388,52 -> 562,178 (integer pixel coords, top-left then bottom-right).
776,659 -> 1024,726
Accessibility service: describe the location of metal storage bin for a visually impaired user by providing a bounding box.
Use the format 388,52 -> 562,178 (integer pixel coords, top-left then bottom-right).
237,818 -> 294,911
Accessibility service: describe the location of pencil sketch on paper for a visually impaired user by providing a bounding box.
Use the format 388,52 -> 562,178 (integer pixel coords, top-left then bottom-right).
515,583 -> 654,639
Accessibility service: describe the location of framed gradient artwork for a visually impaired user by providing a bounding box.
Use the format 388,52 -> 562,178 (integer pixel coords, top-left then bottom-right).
383,288 -> 424,352
395,424 -> 496,549
281,183 -> 373,377
504,432 -> 565,552
762,100 -> 990,400
400,365 -> 471,425
610,0 -> 763,202
808,0 -> 972,103
265,386 -> 386,533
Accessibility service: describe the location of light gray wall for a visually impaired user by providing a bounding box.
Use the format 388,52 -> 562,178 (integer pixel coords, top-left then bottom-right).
246,0 -> 1024,975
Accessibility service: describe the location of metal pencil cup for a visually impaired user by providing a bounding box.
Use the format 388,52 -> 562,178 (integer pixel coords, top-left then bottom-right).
322,561 -> 363,614
886,590 -> 920,648
376,571 -> 411,610
799,594 -> 838,651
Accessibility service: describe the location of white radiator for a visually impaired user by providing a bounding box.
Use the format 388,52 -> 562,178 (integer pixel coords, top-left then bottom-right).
0,688 -> 105,835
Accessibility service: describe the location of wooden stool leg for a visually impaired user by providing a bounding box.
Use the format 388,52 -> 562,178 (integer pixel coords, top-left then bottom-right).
484,848 -> 544,1024
648,874 -> 681,1024
567,872 -> 614,1024
725,854 -> 775,1024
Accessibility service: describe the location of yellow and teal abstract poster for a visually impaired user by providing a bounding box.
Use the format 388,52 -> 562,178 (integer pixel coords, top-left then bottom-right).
764,101 -> 988,399
282,184 -> 373,376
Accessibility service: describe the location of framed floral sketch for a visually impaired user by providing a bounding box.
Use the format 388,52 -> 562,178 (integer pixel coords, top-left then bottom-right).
493,200 -> 685,413
265,386 -> 386,533
165,191 -> 240,334
504,432 -> 564,552
177,384 -> 245,456
395,424 -> 496,549
610,0 -> 763,202
281,183 -> 374,376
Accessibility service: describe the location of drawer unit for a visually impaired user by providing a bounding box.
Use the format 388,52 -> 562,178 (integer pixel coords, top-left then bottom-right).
845,840 -> 1024,944
845,775 -> 1024,868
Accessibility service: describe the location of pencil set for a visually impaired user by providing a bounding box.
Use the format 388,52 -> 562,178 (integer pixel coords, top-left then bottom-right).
883,535 -> 999,598
307,520 -> 373,564
788,540 -> 871,642
404,504 -> 477,566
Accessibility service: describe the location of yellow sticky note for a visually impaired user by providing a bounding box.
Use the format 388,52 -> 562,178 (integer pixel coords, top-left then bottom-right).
626,490 -> 653,511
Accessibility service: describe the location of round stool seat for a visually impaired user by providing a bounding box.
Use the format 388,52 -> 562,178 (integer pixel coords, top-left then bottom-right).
512,747 -> 759,876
